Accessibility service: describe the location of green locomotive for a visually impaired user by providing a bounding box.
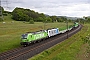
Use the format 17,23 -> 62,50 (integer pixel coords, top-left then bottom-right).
21,30 -> 48,46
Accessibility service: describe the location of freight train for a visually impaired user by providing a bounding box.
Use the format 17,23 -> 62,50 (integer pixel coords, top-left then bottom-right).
20,22 -> 79,46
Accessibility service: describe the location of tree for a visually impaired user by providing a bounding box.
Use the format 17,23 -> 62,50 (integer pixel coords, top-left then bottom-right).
12,7 -> 47,22
23,14 -> 30,22
46,17 -> 52,23
60,16 -> 67,22
36,17 -> 44,22
29,20 -> 34,24
56,17 -> 63,22
50,16 -> 57,22
12,7 -> 30,21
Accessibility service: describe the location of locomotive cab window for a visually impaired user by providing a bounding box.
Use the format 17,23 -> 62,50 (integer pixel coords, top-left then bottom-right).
21,34 -> 28,39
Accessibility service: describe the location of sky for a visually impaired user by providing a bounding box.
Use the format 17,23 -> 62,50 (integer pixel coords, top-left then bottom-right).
2,0 -> 90,17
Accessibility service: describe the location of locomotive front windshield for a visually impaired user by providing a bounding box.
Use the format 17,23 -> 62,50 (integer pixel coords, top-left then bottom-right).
21,34 -> 28,39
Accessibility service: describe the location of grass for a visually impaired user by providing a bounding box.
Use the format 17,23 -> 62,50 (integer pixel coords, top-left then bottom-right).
29,23 -> 90,60
0,15 -> 73,53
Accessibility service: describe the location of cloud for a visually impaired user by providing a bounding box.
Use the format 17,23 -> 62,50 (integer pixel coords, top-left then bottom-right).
33,3 -> 90,17
2,0 -> 90,17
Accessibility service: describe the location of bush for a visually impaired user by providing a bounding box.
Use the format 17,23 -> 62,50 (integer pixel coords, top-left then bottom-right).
29,20 -> 34,24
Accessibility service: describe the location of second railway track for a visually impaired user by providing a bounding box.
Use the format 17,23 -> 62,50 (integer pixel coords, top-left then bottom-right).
0,25 -> 82,60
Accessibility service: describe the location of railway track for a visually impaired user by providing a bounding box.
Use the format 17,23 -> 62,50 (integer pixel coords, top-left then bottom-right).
0,25 -> 82,60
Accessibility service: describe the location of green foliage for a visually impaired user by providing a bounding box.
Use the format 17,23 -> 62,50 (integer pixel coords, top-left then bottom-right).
55,16 -> 67,22
57,17 -> 63,22
37,17 -> 44,22
46,17 -> 52,23
12,8 -> 30,21
50,16 -> 57,22
60,16 -> 67,21
12,7 -> 47,22
29,20 -> 34,24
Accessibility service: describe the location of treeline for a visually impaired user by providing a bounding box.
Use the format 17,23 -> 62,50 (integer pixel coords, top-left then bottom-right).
0,7 -> 68,23
11,7 -> 67,23
75,16 -> 90,24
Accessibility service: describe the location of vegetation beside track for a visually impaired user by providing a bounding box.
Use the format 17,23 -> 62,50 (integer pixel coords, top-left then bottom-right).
29,24 -> 90,60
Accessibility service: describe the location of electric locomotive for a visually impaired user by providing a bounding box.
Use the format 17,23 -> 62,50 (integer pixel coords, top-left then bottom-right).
21,30 -> 48,46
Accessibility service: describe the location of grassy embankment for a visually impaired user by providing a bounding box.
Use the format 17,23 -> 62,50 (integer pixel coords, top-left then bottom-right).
0,15 -> 73,53
29,24 -> 90,60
